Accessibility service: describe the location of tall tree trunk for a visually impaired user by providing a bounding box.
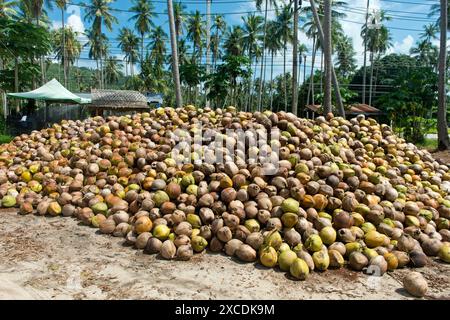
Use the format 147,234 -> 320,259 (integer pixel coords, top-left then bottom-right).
291,0 -> 299,115
284,45 -> 287,112
310,0 -> 345,117
167,0 -> 183,108
320,50 -> 323,94
373,54 -> 380,103
257,0 -> 269,112
270,51 -> 274,110
205,0 -> 211,107
369,50 -> 374,107
307,38 -> 316,107
323,0 -> 332,114
141,33 -> 144,66
62,8 -> 67,88
245,50 -> 252,112
303,55 -> 307,83
362,0 -> 370,104
437,0 -> 449,150
14,57 -> 19,111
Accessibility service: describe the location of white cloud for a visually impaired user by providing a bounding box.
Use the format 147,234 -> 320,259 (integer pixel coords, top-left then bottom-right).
388,35 -> 414,55
52,6 -> 86,43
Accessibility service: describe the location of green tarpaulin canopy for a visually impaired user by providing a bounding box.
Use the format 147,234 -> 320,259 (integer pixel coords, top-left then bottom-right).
7,78 -> 91,104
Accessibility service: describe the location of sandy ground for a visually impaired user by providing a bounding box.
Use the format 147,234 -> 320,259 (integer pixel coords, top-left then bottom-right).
0,209 -> 449,300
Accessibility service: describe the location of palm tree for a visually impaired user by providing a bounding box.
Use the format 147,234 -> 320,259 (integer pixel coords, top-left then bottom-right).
224,25 -> 245,56
129,0 -> 157,64
335,34 -> 356,78
173,1 -> 187,44
410,39 -> 438,69
85,29 -> 107,86
0,0 -> 18,18
274,3 -> 293,112
242,13 -> 263,111
104,56 -> 122,88
420,23 -> 439,42
186,10 -> 204,65
437,0 -> 449,150
53,27 -> 82,89
361,10 -> 392,106
167,0 -> 182,107
255,0 -> 278,111
429,1 -> 449,30
211,14 -> 226,68
148,26 -> 167,68
297,43 -> 308,86
117,27 -> 139,77
55,1 -> 68,87
266,20 -> 282,110
303,0 -> 347,107
84,0 -> 118,89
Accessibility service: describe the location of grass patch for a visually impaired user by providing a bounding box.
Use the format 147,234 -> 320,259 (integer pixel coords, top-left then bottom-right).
0,135 -> 13,144
416,138 -> 438,150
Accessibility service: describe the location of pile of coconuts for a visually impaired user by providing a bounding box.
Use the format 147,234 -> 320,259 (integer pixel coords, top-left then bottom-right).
0,105 -> 449,282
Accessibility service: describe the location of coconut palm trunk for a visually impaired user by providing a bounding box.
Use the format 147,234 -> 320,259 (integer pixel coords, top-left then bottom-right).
368,51 -> 375,106
362,0 -> 370,104
61,8 -> 67,88
257,0 -> 269,111
323,0 -> 332,114
307,37 -> 317,107
283,45 -> 287,112
437,0 -> 449,149
270,51 -> 274,110
167,0 -> 182,108
291,0 -> 299,115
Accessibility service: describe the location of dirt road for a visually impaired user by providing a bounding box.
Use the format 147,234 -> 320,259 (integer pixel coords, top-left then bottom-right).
0,210 -> 448,300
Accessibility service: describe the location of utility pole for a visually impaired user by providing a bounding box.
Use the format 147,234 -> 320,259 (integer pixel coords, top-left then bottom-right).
437,0 -> 449,149
323,0 -> 332,114
309,0 -> 345,117
167,0 -> 183,108
206,0 -> 211,108
292,0 -> 301,115
257,0 -> 269,112
362,0 -> 370,104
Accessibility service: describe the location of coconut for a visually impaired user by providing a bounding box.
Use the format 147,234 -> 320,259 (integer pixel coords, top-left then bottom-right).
135,232 -> 152,249
264,230 -> 283,250
365,230 -> 386,248
328,249 -> 345,268
403,272 -> 428,297
368,255 -> 388,275
290,258 -> 309,280
349,252 -> 368,271
175,221 -> 192,237
209,237 -> 224,252
409,250 -> 428,268
312,250 -> 330,271
236,244 -> 257,262
160,240 -> 176,259
328,242 -> 346,256
281,198 -> 299,213
153,224 -> 171,240
305,234 -> 323,252
319,226 -> 336,245
278,250 -> 298,271
438,244 -> 450,263
246,232 -> 264,250
259,246 -> 278,267
191,236 -> 208,252
99,219 -> 116,234
284,228 -> 302,247
176,245 -> 193,261
392,250 -> 410,268
421,238 -> 443,256
134,216 -> 153,234
146,237 -> 163,254
225,239 -> 243,256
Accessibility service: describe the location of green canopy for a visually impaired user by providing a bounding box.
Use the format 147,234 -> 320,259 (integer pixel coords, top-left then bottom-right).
7,78 -> 91,104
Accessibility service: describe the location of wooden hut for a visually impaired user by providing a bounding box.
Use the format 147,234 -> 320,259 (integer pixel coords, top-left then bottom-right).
89,89 -> 149,116
305,103 -> 383,120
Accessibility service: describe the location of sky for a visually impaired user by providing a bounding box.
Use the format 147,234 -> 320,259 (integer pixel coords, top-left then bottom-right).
46,0 -> 443,80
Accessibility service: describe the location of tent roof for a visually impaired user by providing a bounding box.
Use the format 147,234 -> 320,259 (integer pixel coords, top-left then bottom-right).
7,79 -> 91,104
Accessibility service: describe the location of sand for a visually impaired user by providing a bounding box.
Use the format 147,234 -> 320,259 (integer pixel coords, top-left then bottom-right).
0,209 -> 449,300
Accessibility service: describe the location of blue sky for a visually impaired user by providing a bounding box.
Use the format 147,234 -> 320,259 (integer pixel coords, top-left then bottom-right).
46,0 -> 443,79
